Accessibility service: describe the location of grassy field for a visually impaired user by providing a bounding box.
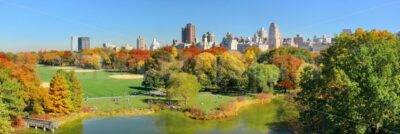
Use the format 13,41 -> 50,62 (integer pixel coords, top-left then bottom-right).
83,92 -> 244,113
36,65 -> 249,113
36,65 -> 143,97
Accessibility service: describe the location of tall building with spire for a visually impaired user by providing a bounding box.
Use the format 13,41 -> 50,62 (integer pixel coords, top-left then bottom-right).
181,23 -> 196,44
150,38 -> 160,51
137,36 -> 147,50
268,22 -> 282,49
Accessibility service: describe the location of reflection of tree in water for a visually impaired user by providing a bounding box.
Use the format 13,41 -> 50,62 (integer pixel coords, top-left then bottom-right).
153,111 -> 217,134
151,97 -> 298,134
241,97 -> 298,133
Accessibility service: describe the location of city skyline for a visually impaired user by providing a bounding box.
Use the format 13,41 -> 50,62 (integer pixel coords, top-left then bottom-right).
1,0 -> 400,52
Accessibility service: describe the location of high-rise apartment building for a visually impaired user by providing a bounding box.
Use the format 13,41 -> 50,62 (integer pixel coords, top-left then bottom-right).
137,36 -> 147,50
78,37 -> 90,51
268,22 -> 282,49
70,36 -> 78,51
150,38 -> 160,50
181,23 -> 196,44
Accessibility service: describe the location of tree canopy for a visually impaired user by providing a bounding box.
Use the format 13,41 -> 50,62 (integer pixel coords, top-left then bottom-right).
166,72 -> 201,106
296,29 -> 400,133
245,63 -> 280,93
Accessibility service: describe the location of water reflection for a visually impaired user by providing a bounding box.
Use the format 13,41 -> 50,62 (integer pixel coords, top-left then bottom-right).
16,97 -> 298,134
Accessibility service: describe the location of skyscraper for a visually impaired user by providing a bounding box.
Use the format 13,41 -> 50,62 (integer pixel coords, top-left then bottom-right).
150,38 -> 160,50
268,22 -> 282,49
137,36 -> 147,50
78,37 -> 90,51
181,23 -> 196,44
70,36 -> 78,51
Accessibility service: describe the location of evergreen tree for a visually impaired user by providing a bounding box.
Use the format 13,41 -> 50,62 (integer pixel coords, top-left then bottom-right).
65,71 -> 82,112
46,70 -> 72,115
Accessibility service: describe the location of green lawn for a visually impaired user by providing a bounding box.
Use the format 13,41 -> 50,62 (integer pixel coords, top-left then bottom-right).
193,92 -> 237,112
36,65 -> 144,97
36,65 -> 249,113
83,92 -> 240,113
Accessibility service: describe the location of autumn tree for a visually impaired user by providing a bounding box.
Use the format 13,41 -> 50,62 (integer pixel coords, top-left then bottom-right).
243,46 -> 261,66
271,54 -> 304,91
113,51 -> 129,71
166,72 -> 201,106
64,71 -> 82,112
45,70 -> 72,115
179,46 -> 201,60
127,49 -> 151,72
216,52 -> 247,92
79,54 -> 101,69
186,52 -> 217,90
203,47 -> 228,55
42,51 -> 62,66
245,63 -> 280,93
16,52 -> 38,65
296,29 -> 400,133
61,51 -> 76,66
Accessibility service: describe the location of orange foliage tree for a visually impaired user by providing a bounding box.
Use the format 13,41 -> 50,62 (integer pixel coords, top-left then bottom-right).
128,49 -> 151,72
270,54 -> 304,90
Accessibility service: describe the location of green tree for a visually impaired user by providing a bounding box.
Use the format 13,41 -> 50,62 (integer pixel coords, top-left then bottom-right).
65,71 -> 82,112
216,52 -> 247,92
259,46 -> 313,63
46,70 -> 72,115
296,29 -> 400,133
0,69 -> 24,134
245,63 -> 280,93
0,100 -> 11,134
166,72 -> 201,106
187,52 -> 217,90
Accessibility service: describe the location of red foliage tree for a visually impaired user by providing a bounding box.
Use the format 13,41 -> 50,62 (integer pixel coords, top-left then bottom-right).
203,47 -> 228,55
270,54 -> 304,90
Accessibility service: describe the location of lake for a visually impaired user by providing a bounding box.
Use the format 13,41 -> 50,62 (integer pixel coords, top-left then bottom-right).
16,97 -> 298,134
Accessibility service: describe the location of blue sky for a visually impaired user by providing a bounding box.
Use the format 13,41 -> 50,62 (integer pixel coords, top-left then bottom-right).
0,0 -> 399,52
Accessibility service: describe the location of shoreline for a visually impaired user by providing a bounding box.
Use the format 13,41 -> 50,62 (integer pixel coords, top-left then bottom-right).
15,95 -> 279,133
187,96 -> 273,120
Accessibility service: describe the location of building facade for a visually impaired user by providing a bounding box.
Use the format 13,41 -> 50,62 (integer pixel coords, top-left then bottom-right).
70,36 -> 78,51
78,37 -> 90,51
181,23 -> 196,44
268,22 -> 282,49
137,36 -> 147,50
150,38 -> 160,50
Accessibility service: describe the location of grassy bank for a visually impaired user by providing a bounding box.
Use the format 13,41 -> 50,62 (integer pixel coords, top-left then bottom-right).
187,94 -> 275,120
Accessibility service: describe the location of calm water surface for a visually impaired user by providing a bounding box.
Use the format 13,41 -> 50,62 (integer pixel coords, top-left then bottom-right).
16,98 -> 298,134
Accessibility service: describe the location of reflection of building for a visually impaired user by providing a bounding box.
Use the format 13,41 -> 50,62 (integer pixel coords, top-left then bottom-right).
268,22 -> 282,49
70,36 -> 78,51
182,23 -> 196,44
150,38 -> 160,50
137,36 -> 147,50
78,37 -> 90,51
